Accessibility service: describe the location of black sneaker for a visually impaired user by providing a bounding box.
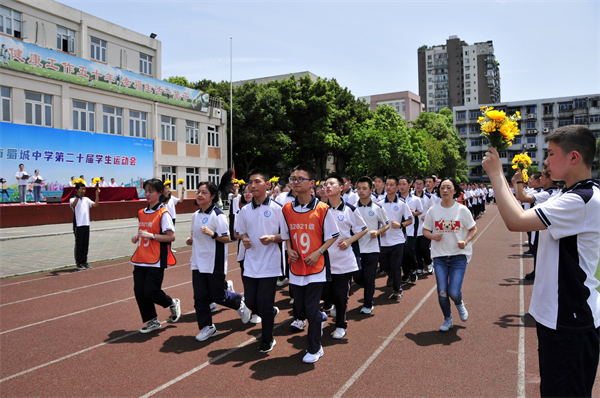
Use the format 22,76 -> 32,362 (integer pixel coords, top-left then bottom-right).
409,272 -> 418,283
400,275 -> 410,284
84,263 -> 92,270
259,338 -> 276,353
322,303 -> 333,312
525,271 -> 535,280
76,264 -> 86,270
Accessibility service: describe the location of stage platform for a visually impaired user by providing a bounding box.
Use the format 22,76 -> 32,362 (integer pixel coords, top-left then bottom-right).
0,199 -> 200,228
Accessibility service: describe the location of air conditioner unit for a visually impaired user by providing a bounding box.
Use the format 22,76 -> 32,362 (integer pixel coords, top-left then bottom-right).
529,144 -> 537,149
543,128 -> 549,133
528,114 -> 535,119
210,108 -> 222,119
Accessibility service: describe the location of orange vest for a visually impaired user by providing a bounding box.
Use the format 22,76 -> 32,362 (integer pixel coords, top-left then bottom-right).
131,207 -> 176,267
457,193 -> 465,206
282,201 -> 328,276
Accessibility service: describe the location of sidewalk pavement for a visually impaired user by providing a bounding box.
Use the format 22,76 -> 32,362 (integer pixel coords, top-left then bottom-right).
0,212 -> 198,278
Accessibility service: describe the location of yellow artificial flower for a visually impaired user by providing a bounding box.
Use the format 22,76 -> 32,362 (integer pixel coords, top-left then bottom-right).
177,179 -> 183,185
92,178 -> 101,185
269,176 -> 280,184
164,179 -> 172,186
487,110 -> 506,122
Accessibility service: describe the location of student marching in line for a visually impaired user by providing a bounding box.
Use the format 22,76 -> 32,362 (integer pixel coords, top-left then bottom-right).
397,176 -> 421,284
187,181 -> 251,342
483,125 -> 600,397
322,174 -> 368,339
280,164 -> 340,363
130,179 -> 181,333
379,176 -> 413,299
354,176 -> 390,314
413,176 -> 434,275
234,168 -> 285,352
423,178 -> 477,333
71,181 -> 100,270
341,173 -> 359,206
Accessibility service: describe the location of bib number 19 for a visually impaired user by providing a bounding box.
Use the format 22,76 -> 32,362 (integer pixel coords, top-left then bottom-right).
293,232 -> 310,254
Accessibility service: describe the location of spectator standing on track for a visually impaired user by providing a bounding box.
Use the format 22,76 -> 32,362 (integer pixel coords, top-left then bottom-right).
322,174 -> 368,339
130,178 -> 181,333
234,168 -> 284,353
70,180 -> 100,270
280,164 -> 340,363
187,180 -> 251,342
423,178 -> 477,332
483,125 -> 600,398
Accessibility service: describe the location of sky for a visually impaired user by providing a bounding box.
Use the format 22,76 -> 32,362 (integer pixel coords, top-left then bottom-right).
60,0 -> 600,103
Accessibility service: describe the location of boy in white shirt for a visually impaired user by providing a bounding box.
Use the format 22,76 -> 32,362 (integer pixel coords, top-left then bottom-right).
70,182 -> 100,270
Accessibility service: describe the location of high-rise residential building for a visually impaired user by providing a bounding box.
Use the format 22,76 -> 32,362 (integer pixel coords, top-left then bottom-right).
454,94 -> 600,180
418,35 -> 501,113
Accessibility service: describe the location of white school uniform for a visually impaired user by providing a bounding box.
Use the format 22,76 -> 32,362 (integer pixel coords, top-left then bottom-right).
380,195 -> 413,247
190,205 -> 230,274
356,200 -> 389,253
327,201 -> 367,274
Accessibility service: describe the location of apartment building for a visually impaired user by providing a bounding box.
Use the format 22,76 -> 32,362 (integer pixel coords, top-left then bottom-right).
358,90 -> 422,122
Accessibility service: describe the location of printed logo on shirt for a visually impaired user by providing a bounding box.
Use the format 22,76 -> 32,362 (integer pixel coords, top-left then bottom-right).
202,217 -> 209,224
139,221 -> 153,228
368,210 -> 375,216
434,218 -> 461,233
264,210 -> 272,218
337,214 -> 345,221
393,205 -> 399,211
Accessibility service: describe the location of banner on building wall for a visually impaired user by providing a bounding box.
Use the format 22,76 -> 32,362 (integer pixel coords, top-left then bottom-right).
0,36 -> 210,112
0,123 -> 153,201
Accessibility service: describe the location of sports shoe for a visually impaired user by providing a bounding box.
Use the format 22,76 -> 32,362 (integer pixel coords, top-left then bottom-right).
140,319 -> 161,334
332,328 -> 346,339
322,303 -> 333,312
416,268 -> 423,275
376,268 -> 386,275
226,280 -> 235,293
209,302 -> 218,313
238,300 -> 251,324
290,319 -> 306,330
391,291 -> 402,300
196,324 -> 218,341
409,272 -> 418,283
250,314 -> 262,324
523,250 -> 533,257
273,306 -> 280,319
83,263 -> 92,270
439,317 -> 453,332
523,240 -> 529,246
171,249 -> 177,253
426,264 -> 434,274
329,305 -> 336,318
400,275 -> 410,284
276,278 -> 289,287
525,271 -> 535,280
456,301 -> 469,322
168,298 -> 181,323
302,346 -> 324,363
259,338 -> 276,353
75,264 -> 85,270
321,311 -> 327,329
359,306 -> 373,314
386,276 -> 393,287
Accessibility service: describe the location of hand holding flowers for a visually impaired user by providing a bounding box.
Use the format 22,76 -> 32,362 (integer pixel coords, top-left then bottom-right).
478,107 -> 521,151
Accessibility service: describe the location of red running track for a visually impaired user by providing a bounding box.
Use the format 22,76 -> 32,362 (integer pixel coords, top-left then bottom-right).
1,205 -> 599,397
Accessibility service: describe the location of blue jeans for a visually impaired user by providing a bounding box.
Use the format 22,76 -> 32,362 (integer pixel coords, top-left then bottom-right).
433,255 -> 467,318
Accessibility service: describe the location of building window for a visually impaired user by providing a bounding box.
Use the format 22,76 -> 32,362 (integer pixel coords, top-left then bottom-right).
102,106 -> 122,135
526,106 -> 536,114
466,89 -> 471,95
543,104 -> 553,114
465,66 -> 470,72
465,59 -> 469,64
428,85 -> 433,90
515,137 -> 522,144
90,37 -> 106,62
470,138 -> 480,146
186,167 -> 200,191
1,86 -> 11,122
471,153 -> 481,161
544,120 -> 553,128
527,136 -> 537,144
456,111 -> 466,120
559,118 -> 573,126
208,126 -> 219,147
161,116 -> 176,142
129,110 -> 147,138
465,74 -> 470,80
0,6 -> 22,38
469,110 -> 478,119
57,26 -> 75,53
466,98 -> 471,103
459,126 -> 466,133
531,151 -> 537,158
429,100 -> 433,105
589,115 -> 600,123
25,91 -> 52,127
161,166 -> 177,185
499,152 -> 507,158
574,99 -> 588,109
186,121 -> 199,144
72,100 -> 95,132
526,122 -> 536,129
428,77 -> 433,82
139,53 -> 152,75
574,115 -> 588,124
208,168 -> 220,185
559,102 -> 573,112
465,51 -> 469,56
470,125 -> 478,133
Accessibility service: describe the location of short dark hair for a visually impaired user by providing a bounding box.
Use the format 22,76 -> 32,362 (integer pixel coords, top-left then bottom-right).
386,176 -> 399,186
292,164 -> 316,181
197,181 -> 220,203
373,175 -> 385,182
436,177 -> 462,199
249,168 -> 270,182
74,182 -> 85,189
546,125 -> 597,168
425,175 -> 436,183
357,176 -> 373,189
19,163 -> 24,167
532,172 -> 542,180
325,173 -> 344,187
398,175 -> 412,184
414,176 -> 425,184
340,173 -> 352,182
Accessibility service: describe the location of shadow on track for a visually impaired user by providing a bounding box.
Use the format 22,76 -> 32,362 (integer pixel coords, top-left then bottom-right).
404,326 -> 466,346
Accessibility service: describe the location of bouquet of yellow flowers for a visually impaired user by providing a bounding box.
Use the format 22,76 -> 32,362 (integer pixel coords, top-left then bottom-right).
74,178 -> 86,185
163,179 -> 172,186
269,176 -> 280,184
512,152 -> 532,183
233,178 -> 245,185
177,179 -> 183,185
478,107 -> 521,151
92,177 -> 101,186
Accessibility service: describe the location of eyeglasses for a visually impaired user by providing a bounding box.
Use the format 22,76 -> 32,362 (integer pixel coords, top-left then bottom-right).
289,177 -> 311,183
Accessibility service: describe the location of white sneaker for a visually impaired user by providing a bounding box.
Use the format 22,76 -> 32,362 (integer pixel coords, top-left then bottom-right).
273,306 -> 280,318
196,324 -> 218,341
359,306 -> 373,314
426,264 -> 434,274
171,248 -> 177,253
168,298 -> 181,323
140,319 -> 161,333
320,311 -> 327,336
238,300 -> 251,324
329,305 -> 336,318
276,278 -> 289,287
439,317 -> 453,332
250,314 -> 262,324
290,319 -> 306,330
226,280 -> 235,293
456,301 -> 469,322
332,327 -> 346,339
210,302 -> 218,313
302,346 -> 324,363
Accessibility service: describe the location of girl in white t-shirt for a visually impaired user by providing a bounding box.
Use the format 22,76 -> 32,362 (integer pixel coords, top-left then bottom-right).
423,178 -> 477,333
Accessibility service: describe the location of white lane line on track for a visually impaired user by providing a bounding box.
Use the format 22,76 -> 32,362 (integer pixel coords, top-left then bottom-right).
333,211 -> 499,398
518,232 -> 526,397
0,266 -> 241,335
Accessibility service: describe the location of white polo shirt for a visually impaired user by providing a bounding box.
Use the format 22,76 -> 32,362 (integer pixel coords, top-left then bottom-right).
532,186 -> 560,206
356,200 -> 389,254
371,189 -> 386,204
280,196 -> 340,286
326,200 -> 367,274
343,189 -> 359,206
190,205 -> 230,274
380,195 -> 413,247
426,190 -> 442,206
399,192 -> 423,238
234,196 -> 284,278
165,195 -> 179,220
70,196 -> 94,227
414,191 -> 432,237
532,179 -> 600,332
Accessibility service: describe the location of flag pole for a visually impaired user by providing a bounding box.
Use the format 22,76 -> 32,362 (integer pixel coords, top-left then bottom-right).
229,36 -> 233,172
